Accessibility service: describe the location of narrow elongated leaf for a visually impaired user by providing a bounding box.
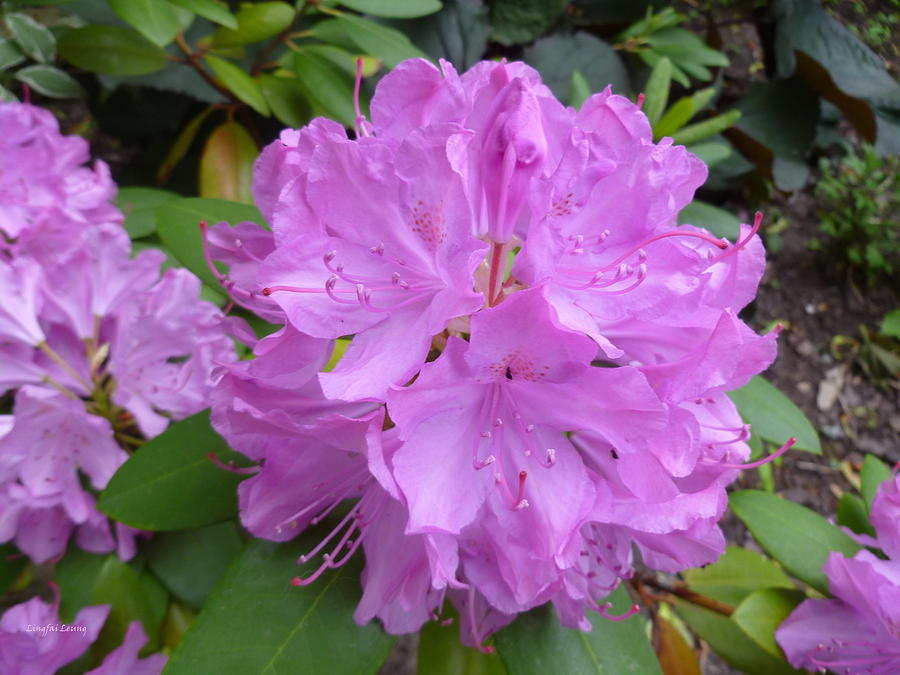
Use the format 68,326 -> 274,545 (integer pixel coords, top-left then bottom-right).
678,200 -> 740,241
156,197 -> 265,287
168,0 -> 238,28
654,96 -> 694,139
340,0 -> 442,18
672,109 -> 741,146
332,12 -> 428,68
837,492 -> 876,536
729,490 -> 861,595
643,56 -> 672,126
731,588 -> 805,656
204,55 -> 270,115
212,1 -> 294,47
727,375 -> 820,453
109,0 -> 180,47
861,454 -> 891,513
672,600 -> 800,675
289,47 -> 356,127
59,26 -> 169,75
5,12 -> 55,63
145,522 -> 243,609
13,65 -> 84,98
682,545 -> 795,606
200,120 -> 257,204
157,105 -> 216,185
568,69 -> 591,109
494,587 -> 661,675
687,140 -> 732,169
0,39 -> 25,70
259,73 -> 312,128
164,536 -> 396,674
97,410 -> 250,530
117,186 -> 180,239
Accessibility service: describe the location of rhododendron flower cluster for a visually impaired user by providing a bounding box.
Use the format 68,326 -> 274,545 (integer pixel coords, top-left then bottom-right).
208,58 -> 788,648
0,591 -> 166,674
0,101 -> 236,564
776,473 -> 900,674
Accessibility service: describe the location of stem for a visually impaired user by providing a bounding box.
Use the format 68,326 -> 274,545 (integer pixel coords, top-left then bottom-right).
115,432 -> 146,448
174,32 -> 237,102
631,575 -> 735,617
250,0 -> 317,76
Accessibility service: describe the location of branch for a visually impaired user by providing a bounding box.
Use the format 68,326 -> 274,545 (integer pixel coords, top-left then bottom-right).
631,574 -> 736,617
174,32 -> 238,102
250,0 -> 318,76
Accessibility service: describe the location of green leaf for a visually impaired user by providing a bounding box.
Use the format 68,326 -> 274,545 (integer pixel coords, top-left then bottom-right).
13,64 -> 84,98
653,96 -> 694,139
55,550 -> 168,661
200,120 -> 257,204
109,0 -> 180,47
678,200 -> 740,241
490,0 -> 568,46
259,73 -> 312,128
331,13 -> 428,68
860,454 -> 891,514
0,544 -> 26,592
156,105 -> 216,185
204,55 -> 270,115
672,109 -> 741,146
727,375 -> 820,454
144,522 -> 243,610
836,493 -> 876,537
672,599 -> 800,675
340,0 -> 442,18
879,308 -> 900,340
389,0 -> 489,71
418,606 -> 508,675
0,83 -> 17,102
568,69 -> 591,109
494,587 -> 661,675
117,186 -> 180,239
682,545 -> 795,607
729,490 -> 862,595
687,140 -> 732,168
163,536 -> 396,674
289,47 -> 356,127
525,32 -> 631,104
97,410 -> 250,531
731,588 -> 805,656
168,0 -> 238,29
212,1 -> 294,48
0,38 -> 25,71
5,12 -> 56,64
58,25 -> 169,76
643,56 -> 672,126
156,197 -> 265,288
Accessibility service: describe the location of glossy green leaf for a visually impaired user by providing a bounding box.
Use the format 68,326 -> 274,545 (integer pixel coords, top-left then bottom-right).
643,56 -> 671,126
0,544 -> 26,592
59,26 -> 169,75
109,0 -> 180,47
525,32 -> 631,103
490,0 -> 568,46
687,140 -> 732,168
164,535 -> 396,674
145,522 -> 243,610
332,13 -> 428,68
5,12 -> 55,63
418,606 -> 507,675
494,587 -> 661,675
390,0 -> 489,71
259,73 -> 312,128
97,410 -> 250,531
55,550 -> 168,662
156,197 -> 265,287
653,96 -> 694,139
731,588 -> 805,656
678,200 -> 740,241
340,0 -> 442,18
672,599 -> 800,675
682,545 -> 795,606
879,309 -> 900,340
861,454 -> 891,513
0,38 -> 25,70
117,186 -> 180,239
568,69 -> 591,109
13,64 -> 84,98
836,492 -> 876,537
157,105 -> 216,185
727,375 -> 820,453
289,47 -> 356,127
730,490 -> 862,595
204,55 -> 270,115
672,109 -> 741,146
200,120 -> 257,204
168,0 -> 238,28
212,1 -> 294,47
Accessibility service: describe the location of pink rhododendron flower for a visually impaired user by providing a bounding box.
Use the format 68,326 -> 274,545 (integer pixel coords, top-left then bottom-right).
776,474 -> 900,674
0,221 -> 235,562
0,593 -> 165,675
207,57 -> 784,650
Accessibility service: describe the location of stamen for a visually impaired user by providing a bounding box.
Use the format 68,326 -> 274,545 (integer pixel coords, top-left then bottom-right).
706,437 -> 796,470
597,601 -> 640,622
707,211 -> 763,266
353,58 -> 373,139
466,586 -> 495,655
207,452 -> 260,475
